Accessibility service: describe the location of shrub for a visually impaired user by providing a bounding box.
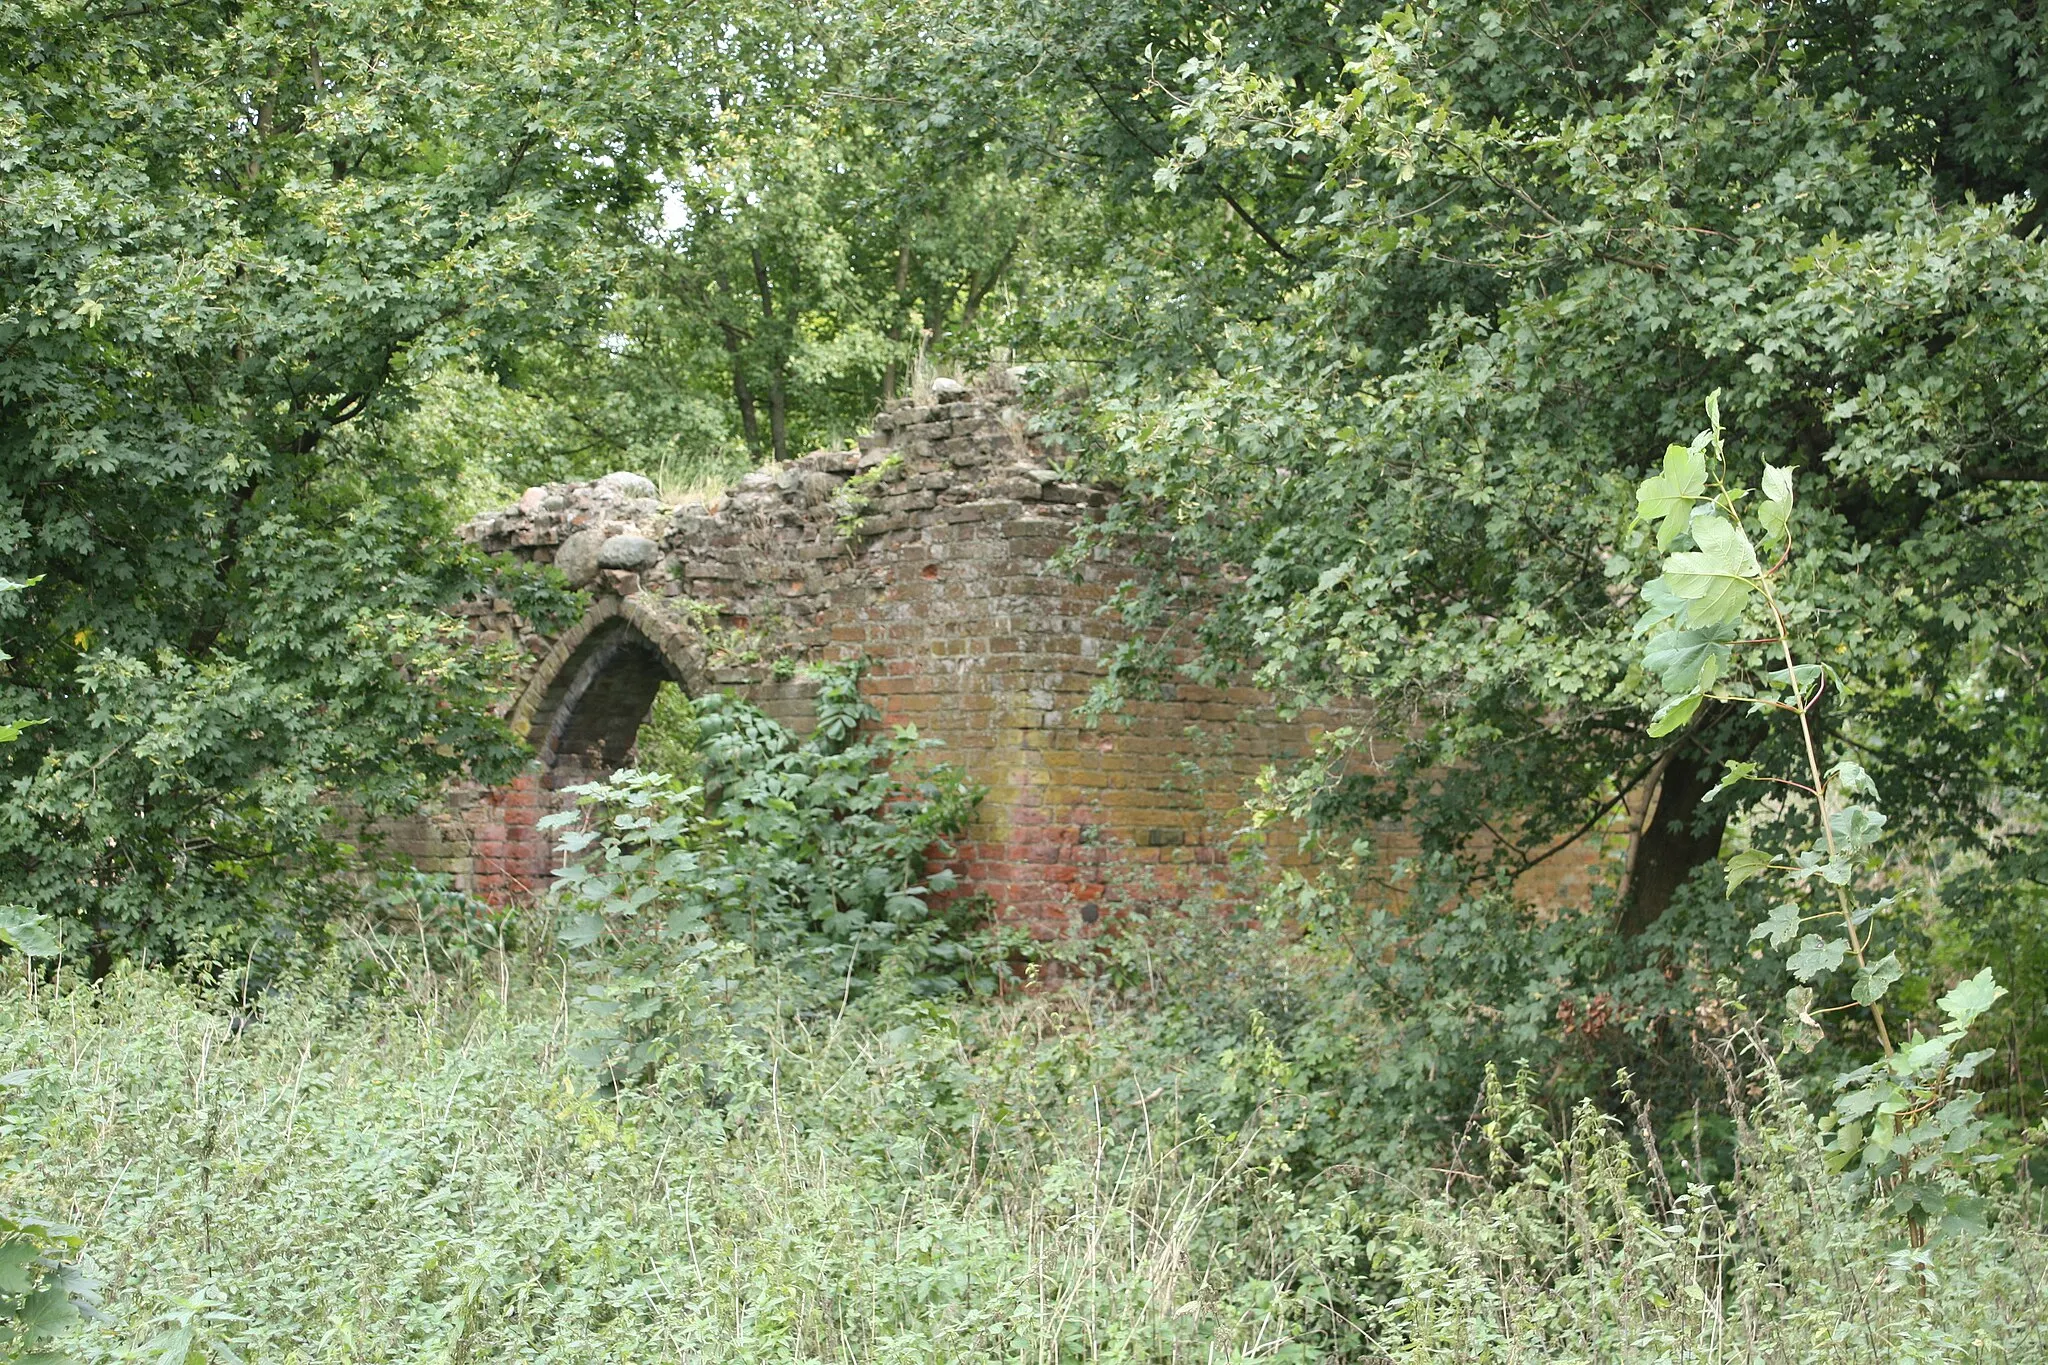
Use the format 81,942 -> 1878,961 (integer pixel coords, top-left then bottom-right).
545,666 -> 984,1086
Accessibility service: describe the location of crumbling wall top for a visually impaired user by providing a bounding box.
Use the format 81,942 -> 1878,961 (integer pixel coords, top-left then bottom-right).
459,385 -> 1101,591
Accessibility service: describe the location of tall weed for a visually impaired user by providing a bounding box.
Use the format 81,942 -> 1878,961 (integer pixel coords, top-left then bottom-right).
2,945 -> 1330,1362
1375,1057 -> 2048,1362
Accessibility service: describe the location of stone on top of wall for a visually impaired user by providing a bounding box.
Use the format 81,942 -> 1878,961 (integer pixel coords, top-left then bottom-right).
459,386 -> 1102,615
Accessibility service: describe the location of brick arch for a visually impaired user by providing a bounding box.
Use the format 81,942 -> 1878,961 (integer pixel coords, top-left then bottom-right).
382,597 -> 714,903
509,595 -> 710,768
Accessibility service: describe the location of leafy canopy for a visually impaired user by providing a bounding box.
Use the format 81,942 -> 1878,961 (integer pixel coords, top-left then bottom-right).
959,0 -> 2048,938
0,0 -> 707,959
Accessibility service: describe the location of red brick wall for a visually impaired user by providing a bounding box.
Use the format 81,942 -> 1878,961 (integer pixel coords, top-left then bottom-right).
378,384 -> 1612,924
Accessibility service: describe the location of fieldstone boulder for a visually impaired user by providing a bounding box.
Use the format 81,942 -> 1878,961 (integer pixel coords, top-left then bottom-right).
597,471 -> 659,499
596,533 -> 659,570
554,528 -> 608,586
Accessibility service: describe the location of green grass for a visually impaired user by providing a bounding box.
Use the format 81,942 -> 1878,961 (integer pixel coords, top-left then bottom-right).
6,922 -> 2048,1363
2,946 -> 1322,1363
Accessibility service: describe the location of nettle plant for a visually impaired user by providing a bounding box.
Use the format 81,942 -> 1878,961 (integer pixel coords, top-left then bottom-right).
543,768 -> 744,1089
542,667 -> 982,1087
1630,397 -> 2007,1243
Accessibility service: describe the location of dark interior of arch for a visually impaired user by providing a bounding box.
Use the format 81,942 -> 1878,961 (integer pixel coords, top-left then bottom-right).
535,621 -> 685,772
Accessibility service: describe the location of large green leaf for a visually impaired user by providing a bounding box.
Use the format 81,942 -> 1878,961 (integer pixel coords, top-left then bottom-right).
1786,934 -> 1848,981
1646,690 -> 1702,737
0,907 -> 60,959
1853,953 -> 1903,1006
1724,847 -> 1773,891
1660,513 -> 1761,626
1703,759 -> 1760,803
1938,968 -> 2007,1031
1749,901 -> 1802,947
1827,805 -> 1887,855
1635,442 -> 1708,548
1642,625 -> 1734,693
1757,463 -> 1795,542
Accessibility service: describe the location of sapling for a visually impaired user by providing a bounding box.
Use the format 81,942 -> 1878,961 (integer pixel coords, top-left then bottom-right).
1629,395 -> 2007,1243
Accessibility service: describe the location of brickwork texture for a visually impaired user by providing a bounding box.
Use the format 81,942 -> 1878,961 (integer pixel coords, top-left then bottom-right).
376,379 -> 1614,928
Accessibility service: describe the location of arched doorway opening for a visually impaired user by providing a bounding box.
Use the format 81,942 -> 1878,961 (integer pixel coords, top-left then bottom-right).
509,596 -> 710,790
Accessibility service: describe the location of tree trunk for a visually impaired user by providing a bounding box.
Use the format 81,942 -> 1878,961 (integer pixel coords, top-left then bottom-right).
729,353 -> 761,456
883,238 -> 911,401
955,234 -> 1018,338
713,267 -> 762,458
766,374 -> 788,464
716,320 -> 761,457
750,246 -> 788,463
1620,739 -> 1732,936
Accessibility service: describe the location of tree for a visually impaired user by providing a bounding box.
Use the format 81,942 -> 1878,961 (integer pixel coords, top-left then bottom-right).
904,0 -> 2048,1122
442,0 -> 1053,492
0,0 -> 707,962
962,0 -> 2048,916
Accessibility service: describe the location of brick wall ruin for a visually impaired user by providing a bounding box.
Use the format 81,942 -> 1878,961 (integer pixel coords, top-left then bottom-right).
381,379 -> 1618,928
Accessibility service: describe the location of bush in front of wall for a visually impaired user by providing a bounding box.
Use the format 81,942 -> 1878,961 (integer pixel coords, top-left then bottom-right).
545,665 -> 984,1086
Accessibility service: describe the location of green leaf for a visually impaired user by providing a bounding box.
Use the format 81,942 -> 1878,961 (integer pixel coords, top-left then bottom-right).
1835,1079 -> 1886,1122
0,1238 -> 38,1294
1761,463 -> 1795,506
1791,847 -> 1856,886
1757,500 -> 1788,544
0,906 -> 61,958
1827,759 -> 1876,798
1787,934 -> 1848,981
556,913 -> 606,951
1725,848 -> 1773,892
1852,953 -> 1902,1006
1689,509 -> 1763,575
1758,464 -> 1794,541
12,1281 -> 82,1344
1893,1032 -> 1953,1077
1703,759 -> 1759,803
1642,625 -> 1734,693
1937,968 -> 2007,1031
1750,901 -> 1802,947
0,717 -> 44,745
1763,662 -> 1825,698
1646,691 -> 1702,738
1827,804 -> 1886,854
1935,1093 -> 1983,1137
1632,576 -> 1687,635
1635,443 -> 1708,549
1660,513 -> 1760,625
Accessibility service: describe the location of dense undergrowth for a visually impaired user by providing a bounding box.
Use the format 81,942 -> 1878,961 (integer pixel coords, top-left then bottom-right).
8,656 -> 2048,1360
6,920 -> 2048,1363
3,930 -> 1329,1362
